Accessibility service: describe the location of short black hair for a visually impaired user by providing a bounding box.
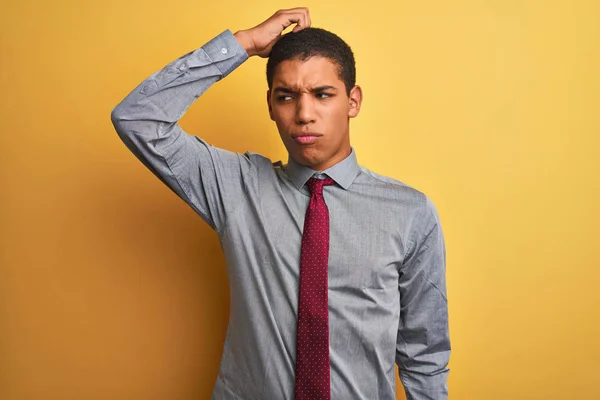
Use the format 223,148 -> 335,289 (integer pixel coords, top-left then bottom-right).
266,27 -> 356,96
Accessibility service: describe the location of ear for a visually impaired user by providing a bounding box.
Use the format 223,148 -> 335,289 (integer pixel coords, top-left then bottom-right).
267,89 -> 274,121
348,85 -> 363,118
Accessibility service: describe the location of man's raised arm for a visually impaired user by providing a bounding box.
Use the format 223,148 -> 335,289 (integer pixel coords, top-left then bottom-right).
110,9 -> 311,233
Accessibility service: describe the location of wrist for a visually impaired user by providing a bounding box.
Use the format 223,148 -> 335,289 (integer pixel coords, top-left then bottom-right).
234,30 -> 255,57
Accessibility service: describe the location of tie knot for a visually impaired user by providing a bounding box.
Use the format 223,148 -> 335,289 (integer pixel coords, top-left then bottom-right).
306,176 -> 335,195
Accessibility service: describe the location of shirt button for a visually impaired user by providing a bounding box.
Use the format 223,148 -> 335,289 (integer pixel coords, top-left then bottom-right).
178,64 -> 186,71
221,48 -> 228,54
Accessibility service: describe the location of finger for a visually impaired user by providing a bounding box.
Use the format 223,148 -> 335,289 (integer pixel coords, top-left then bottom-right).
293,8 -> 310,28
280,8 -> 310,26
280,7 -> 310,14
277,12 -> 303,30
292,14 -> 306,33
288,11 -> 309,32
295,17 -> 309,31
297,9 -> 309,28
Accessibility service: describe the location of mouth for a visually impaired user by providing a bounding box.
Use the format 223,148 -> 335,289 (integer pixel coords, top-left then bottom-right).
291,133 -> 322,145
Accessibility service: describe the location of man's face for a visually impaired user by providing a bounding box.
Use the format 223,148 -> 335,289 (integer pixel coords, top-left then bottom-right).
267,56 -> 362,171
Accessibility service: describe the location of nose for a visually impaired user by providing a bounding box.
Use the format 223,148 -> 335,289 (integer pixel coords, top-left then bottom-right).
295,94 -> 316,125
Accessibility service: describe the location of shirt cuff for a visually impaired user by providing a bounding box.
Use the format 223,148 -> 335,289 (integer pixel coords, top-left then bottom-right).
201,29 -> 249,77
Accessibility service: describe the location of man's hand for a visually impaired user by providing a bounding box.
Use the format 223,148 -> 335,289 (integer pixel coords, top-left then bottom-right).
234,8 -> 311,58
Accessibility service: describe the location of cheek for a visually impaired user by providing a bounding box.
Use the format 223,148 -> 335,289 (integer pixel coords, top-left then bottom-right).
272,107 -> 292,127
322,102 -> 349,125
274,116 -> 292,134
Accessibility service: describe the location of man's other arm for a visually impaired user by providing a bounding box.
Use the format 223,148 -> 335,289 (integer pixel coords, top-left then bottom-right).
396,196 -> 451,400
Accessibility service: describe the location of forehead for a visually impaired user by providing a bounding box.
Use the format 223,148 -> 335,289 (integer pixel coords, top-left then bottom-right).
272,56 -> 343,89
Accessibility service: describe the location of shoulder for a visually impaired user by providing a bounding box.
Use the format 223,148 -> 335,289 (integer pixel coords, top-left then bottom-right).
241,150 -> 271,165
236,150 -> 282,176
242,151 -> 291,184
357,165 -> 427,203
357,165 -> 441,228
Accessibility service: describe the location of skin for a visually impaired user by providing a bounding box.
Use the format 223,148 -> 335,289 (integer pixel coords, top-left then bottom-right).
234,8 -> 363,170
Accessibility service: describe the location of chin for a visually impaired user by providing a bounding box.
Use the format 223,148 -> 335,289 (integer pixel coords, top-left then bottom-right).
294,151 -> 330,170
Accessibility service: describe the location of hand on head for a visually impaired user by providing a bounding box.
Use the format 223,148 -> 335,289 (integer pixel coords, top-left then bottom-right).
234,8 -> 311,58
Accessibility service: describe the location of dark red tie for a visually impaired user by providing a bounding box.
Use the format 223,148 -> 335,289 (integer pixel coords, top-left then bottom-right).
294,176 -> 336,400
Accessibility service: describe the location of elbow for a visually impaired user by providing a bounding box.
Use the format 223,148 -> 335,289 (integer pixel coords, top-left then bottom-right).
110,105 -> 123,131
110,104 -> 131,140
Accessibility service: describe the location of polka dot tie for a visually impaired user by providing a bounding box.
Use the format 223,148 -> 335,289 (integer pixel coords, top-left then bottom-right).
294,176 -> 336,400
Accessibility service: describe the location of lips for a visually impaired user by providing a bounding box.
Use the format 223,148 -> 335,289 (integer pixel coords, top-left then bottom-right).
292,133 -> 322,145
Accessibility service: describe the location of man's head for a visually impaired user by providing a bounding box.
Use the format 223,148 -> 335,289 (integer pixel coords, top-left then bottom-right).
266,28 -> 363,171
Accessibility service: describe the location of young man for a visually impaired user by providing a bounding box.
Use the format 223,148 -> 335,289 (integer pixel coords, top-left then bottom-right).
111,8 -> 450,400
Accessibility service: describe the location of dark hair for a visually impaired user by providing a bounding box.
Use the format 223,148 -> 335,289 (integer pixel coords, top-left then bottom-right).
266,27 -> 356,95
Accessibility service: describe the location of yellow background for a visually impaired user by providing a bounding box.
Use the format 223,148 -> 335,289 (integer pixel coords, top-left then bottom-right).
1,0 -> 599,399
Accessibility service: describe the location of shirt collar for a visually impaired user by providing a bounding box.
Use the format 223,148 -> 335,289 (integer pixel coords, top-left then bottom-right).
286,147 -> 360,191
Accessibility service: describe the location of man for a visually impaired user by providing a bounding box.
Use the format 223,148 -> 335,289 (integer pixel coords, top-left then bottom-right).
111,7 -> 450,400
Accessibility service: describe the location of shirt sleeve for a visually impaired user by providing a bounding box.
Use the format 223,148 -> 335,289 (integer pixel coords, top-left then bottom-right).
110,29 -> 252,234
396,196 -> 451,400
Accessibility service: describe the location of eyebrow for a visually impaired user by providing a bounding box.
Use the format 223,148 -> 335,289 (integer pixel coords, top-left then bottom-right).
273,85 -> 337,94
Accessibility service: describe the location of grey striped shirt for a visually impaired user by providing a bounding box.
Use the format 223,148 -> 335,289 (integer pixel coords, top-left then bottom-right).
111,29 -> 450,400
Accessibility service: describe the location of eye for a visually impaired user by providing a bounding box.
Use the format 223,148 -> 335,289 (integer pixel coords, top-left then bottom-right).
316,92 -> 332,99
277,95 -> 293,102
